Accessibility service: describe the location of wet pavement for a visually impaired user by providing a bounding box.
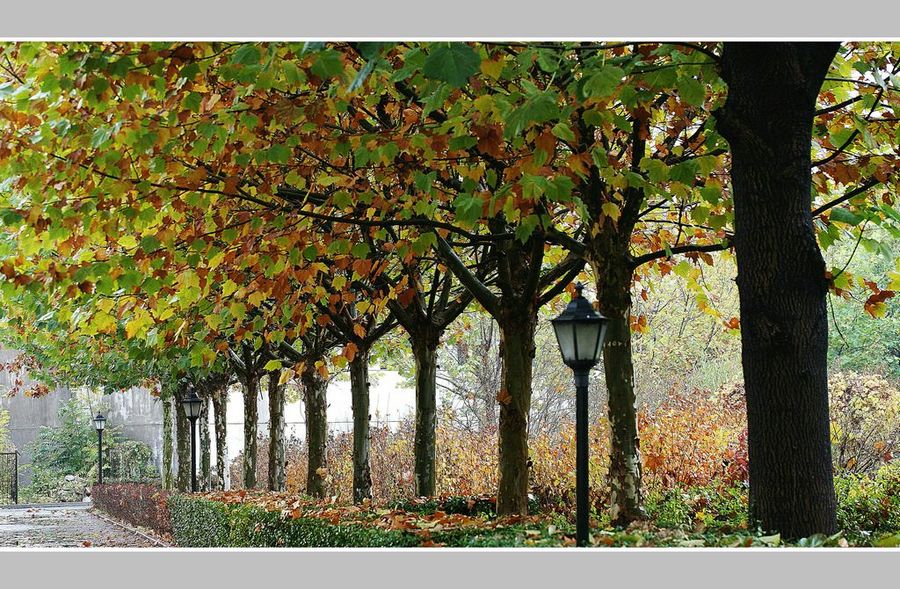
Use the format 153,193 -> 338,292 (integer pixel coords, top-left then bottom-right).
0,503 -> 156,547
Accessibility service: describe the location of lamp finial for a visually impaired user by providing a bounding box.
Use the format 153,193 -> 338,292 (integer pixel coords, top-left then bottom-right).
574,282 -> 585,298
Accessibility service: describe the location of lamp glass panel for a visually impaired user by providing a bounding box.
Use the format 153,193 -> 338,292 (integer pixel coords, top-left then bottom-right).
574,321 -> 603,362
552,321 -> 577,363
94,416 -> 105,431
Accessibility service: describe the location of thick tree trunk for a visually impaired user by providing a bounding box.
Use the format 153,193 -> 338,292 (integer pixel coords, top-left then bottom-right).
301,362 -> 328,499
175,396 -> 191,492
349,348 -> 372,503
199,397 -> 211,491
211,387 -> 228,491
411,335 -> 439,497
495,314 -> 536,515
162,395 -> 174,491
718,42 -> 839,538
242,376 -> 259,489
590,248 -> 646,526
267,369 -> 286,491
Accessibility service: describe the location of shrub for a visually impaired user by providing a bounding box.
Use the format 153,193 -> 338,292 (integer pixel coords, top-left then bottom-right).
835,461 -> 900,542
829,372 -> 899,474
167,494 -> 419,547
92,482 -> 172,535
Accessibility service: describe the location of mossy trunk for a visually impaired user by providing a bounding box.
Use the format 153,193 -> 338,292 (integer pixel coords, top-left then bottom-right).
199,397 -> 211,491
411,335 -> 439,497
301,362 -> 328,499
175,396 -> 191,492
495,314 -> 536,515
211,387 -> 228,491
162,395 -> 174,491
243,376 -> 259,489
267,369 -> 286,492
349,348 -> 372,503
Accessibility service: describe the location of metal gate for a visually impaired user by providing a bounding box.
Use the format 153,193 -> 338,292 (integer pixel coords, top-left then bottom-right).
0,451 -> 18,505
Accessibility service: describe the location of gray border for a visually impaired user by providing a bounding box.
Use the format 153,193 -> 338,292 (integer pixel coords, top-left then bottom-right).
1,549 -> 899,588
1,1 -> 898,586
0,0 -> 898,37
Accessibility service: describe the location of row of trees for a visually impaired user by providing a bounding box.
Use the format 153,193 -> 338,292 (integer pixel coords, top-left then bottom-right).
0,41 -> 896,536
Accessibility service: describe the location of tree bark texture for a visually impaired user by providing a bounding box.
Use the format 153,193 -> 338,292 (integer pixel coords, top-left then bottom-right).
161,395 -> 174,491
349,348 -> 372,503
267,369 -> 286,491
495,313 -> 536,516
242,376 -> 259,489
718,41 -> 840,538
301,362 -> 329,499
589,238 -> 646,526
175,395 -> 191,492
199,396 -> 211,491
411,333 -> 439,497
211,386 -> 228,491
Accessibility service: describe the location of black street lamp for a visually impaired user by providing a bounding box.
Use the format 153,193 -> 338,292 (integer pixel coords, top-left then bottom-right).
551,283 -> 610,547
181,386 -> 203,492
93,412 -> 106,485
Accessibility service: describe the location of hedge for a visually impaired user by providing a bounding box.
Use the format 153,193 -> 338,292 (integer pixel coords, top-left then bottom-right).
167,495 -> 422,547
92,482 -> 172,535
166,494 -> 567,547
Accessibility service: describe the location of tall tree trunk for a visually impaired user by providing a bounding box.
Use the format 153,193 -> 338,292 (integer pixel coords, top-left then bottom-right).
175,396 -> 191,492
267,369 -> 286,491
301,362 -> 328,499
199,397 -> 211,491
242,376 -> 259,489
495,313 -> 536,515
349,348 -> 372,503
162,395 -> 174,491
590,246 -> 646,526
211,387 -> 228,491
718,41 -> 840,538
411,334 -> 439,497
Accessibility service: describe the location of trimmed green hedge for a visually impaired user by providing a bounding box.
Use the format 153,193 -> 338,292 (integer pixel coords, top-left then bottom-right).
168,495 -> 421,547
167,494 -> 567,547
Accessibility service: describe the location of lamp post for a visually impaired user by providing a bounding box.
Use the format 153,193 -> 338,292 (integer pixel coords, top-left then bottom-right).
93,412 -> 106,485
551,283 -> 609,547
181,387 -> 203,492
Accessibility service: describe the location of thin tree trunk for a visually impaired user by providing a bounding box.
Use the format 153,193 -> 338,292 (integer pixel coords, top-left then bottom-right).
162,395 -> 174,491
718,42 -> 839,538
411,335 -> 439,497
211,386 -> 228,491
267,369 -> 286,491
175,395 -> 191,492
496,315 -> 536,515
199,397 -> 211,491
591,250 -> 646,526
301,362 -> 328,499
349,348 -> 372,503
242,376 -> 259,489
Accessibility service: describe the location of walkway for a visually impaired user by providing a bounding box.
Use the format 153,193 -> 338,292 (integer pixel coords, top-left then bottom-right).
0,503 -> 157,547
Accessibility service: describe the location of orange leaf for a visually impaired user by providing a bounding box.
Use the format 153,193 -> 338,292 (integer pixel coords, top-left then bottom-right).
496,388 -> 512,405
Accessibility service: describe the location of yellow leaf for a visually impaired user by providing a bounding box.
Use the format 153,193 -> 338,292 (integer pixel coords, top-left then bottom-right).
601,202 -> 621,222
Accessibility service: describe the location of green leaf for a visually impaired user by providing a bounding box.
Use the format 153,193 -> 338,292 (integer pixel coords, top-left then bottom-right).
263,359 -> 283,371
423,43 -> 481,88
232,45 -> 261,66
584,66 -> 625,99
873,533 -> 900,547
311,50 -> 344,79
676,77 -> 706,107
829,207 -> 863,226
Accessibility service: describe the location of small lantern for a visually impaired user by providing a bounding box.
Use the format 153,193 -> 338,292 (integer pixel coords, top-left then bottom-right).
181,388 -> 203,420
551,283 -> 609,370
93,412 -> 106,431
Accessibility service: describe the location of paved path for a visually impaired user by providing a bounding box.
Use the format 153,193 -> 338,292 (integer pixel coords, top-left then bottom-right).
0,503 -> 156,547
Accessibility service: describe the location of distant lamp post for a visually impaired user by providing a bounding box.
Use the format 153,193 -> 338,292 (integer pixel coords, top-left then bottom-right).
93,412 -> 106,485
551,283 -> 610,547
181,387 -> 203,492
